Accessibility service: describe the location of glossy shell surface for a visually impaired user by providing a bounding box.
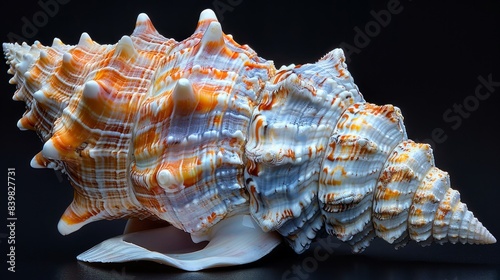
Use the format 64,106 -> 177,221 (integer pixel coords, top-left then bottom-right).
3,8 -> 495,271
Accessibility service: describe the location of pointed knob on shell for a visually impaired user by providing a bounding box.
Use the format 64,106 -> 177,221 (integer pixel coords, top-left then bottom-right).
133,13 -> 160,36
196,9 -> 219,33
172,78 -> 197,115
51,37 -> 64,47
199,9 -> 218,22
156,169 -> 181,193
78,32 -> 95,48
30,152 -> 48,168
199,21 -> 225,54
115,36 -> 138,61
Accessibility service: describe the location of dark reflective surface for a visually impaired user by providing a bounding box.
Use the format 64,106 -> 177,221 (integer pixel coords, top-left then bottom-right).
1,0 -> 499,279
12,242 -> 500,280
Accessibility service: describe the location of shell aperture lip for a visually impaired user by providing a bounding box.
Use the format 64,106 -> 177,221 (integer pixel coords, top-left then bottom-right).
76,214 -> 281,271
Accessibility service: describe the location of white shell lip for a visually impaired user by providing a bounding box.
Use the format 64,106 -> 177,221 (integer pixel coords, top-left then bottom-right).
76,214 -> 281,271
3,5 -> 496,271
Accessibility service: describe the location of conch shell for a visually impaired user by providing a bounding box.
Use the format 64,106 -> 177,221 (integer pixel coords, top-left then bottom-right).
3,8 -> 495,271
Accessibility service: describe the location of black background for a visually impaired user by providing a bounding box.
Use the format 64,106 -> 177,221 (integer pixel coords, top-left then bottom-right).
0,0 -> 499,279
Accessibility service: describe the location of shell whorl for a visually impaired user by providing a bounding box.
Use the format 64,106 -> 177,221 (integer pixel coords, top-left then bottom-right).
3,8 -> 495,258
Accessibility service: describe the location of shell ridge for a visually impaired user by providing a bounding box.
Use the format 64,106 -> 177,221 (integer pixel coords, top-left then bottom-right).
245,48 -> 365,252
128,11 -> 275,234
318,102 -> 408,249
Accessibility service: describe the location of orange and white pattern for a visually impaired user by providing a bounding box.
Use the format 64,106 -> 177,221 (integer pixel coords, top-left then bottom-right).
3,8 -> 495,271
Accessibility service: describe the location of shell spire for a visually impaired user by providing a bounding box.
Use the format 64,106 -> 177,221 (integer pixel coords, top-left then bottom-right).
245,47 -> 495,253
371,140 -> 496,249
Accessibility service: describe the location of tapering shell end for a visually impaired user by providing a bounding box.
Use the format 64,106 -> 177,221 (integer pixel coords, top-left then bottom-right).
432,200 -> 497,246
473,223 -> 496,244
482,231 -> 497,244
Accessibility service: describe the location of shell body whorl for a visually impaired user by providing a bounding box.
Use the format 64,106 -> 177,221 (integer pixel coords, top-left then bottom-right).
3,8 -> 495,270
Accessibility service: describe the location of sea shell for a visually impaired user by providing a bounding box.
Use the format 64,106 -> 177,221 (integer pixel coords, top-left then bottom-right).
3,8 -> 496,271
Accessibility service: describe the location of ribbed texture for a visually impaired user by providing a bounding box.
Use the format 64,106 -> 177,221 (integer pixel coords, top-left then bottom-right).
3,8 -> 495,266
